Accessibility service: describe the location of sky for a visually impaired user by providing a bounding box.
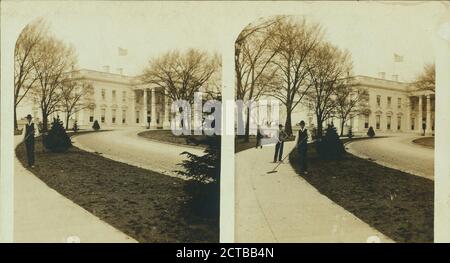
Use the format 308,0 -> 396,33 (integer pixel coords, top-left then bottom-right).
5,1 -> 448,82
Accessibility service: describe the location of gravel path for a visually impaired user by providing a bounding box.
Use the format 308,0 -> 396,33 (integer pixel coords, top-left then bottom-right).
72,128 -> 204,179
346,135 -> 434,180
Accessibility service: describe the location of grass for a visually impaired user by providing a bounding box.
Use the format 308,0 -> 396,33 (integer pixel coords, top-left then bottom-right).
15,134 -> 219,243
413,137 -> 434,149
235,135 -> 295,153
138,130 -> 212,148
289,140 -> 433,243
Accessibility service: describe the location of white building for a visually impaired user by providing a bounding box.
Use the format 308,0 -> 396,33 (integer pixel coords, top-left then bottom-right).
17,68 -> 173,130
288,73 -> 435,136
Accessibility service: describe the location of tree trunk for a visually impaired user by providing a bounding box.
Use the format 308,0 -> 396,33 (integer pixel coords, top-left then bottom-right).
316,116 -> 323,138
340,118 -> 345,137
284,109 -> 293,135
14,107 -> 18,131
65,113 -> 70,130
42,112 -> 48,133
244,107 -> 251,142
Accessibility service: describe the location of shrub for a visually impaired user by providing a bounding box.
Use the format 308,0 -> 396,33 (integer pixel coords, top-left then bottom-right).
92,120 -> 100,131
316,124 -> 345,160
367,126 -> 375,138
177,135 -> 220,218
43,117 -> 72,153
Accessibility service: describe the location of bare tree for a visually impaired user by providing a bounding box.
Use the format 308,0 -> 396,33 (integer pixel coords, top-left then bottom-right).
305,42 -> 353,138
414,63 -> 435,92
235,16 -> 283,141
334,80 -> 370,136
14,18 -> 48,130
268,17 -> 323,135
59,79 -> 93,129
30,35 -> 77,132
141,48 -> 220,104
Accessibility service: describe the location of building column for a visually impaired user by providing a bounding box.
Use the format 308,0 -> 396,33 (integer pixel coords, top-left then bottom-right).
406,97 -> 411,132
143,88 -> 148,127
426,94 -> 432,135
150,87 -> 157,129
163,89 -> 170,129
418,95 -> 423,134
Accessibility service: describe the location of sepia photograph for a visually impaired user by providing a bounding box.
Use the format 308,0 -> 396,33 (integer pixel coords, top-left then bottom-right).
1,0 -> 450,249
8,2 -> 222,243
234,4 -> 443,243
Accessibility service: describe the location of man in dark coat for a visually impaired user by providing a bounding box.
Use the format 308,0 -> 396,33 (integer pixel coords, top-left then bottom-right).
23,114 -> 36,168
296,120 -> 308,174
256,125 -> 263,149
274,124 -> 288,163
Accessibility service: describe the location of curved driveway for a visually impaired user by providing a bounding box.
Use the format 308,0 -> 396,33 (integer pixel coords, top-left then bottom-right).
346,135 -> 434,180
72,128 -> 204,179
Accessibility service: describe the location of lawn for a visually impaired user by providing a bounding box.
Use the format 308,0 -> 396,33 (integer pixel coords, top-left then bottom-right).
138,130 -> 212,148
289,140 -> 434,243
413,137 -> 434,149
16,135 -> 219,243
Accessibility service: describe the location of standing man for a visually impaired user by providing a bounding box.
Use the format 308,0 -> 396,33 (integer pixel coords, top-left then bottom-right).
256,125 -> 263,149
296,120 -> 308,174
273,124 -> 288,163
23,114 -> 36,168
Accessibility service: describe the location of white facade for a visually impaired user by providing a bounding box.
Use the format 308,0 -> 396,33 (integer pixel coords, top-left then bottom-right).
16,69 -> 172,130
287,75 -> 435,136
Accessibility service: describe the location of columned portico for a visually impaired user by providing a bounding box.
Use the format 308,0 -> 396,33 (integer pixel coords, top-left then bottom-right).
407,93 -> 434,136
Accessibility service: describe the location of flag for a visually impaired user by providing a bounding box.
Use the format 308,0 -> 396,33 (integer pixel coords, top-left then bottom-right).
118,47 -> 128,56
394,53 -> 403,62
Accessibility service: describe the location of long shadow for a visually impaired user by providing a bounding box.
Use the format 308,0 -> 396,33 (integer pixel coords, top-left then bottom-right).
15,135 -> 219,243
289,141 -> 433,243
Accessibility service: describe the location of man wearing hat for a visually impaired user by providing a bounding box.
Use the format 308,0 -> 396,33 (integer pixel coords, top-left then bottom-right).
296,120 -> 308,174
23,114 -> 36,168
273,124 -> 288,163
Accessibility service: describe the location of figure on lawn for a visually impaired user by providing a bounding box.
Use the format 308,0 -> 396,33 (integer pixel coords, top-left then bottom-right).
23,114 -> 37,168
273,124 -> 288,163
296,120 -> 308,174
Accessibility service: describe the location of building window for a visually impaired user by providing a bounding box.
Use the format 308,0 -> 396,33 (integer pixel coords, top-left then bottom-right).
397,98 -> 402,109
136,111 -> 140,123
122,110 -> 126,124
376,115 -> 380,129
101,89 -> 106,100
387,116 -> 391,130
112,109 -> 116,124
112,90 -> 116,101
89,109 -> 94,122
364,115 -> 369,129
411,117 -> 415,130
101,109 -> 106,123
376,95 -> 381,107
397,116 -> 401,130
387,97 -> 392,108
122,91 -> 127,102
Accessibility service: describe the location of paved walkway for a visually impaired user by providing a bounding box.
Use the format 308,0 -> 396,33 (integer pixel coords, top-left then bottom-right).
14,136 -> 136,243
346,135 -> 434,180
235,142 -> 393,243
72,128 -> 204,179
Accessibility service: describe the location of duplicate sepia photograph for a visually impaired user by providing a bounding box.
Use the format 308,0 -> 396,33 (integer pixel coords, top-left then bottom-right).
235,4 -> 442,243
10,2 -> 222,243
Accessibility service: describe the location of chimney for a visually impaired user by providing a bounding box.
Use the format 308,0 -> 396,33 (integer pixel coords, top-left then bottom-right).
378,72 -> 386,79
103,65 -> 110,73
392,74 -> 398,81
117,68 -> 123,75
